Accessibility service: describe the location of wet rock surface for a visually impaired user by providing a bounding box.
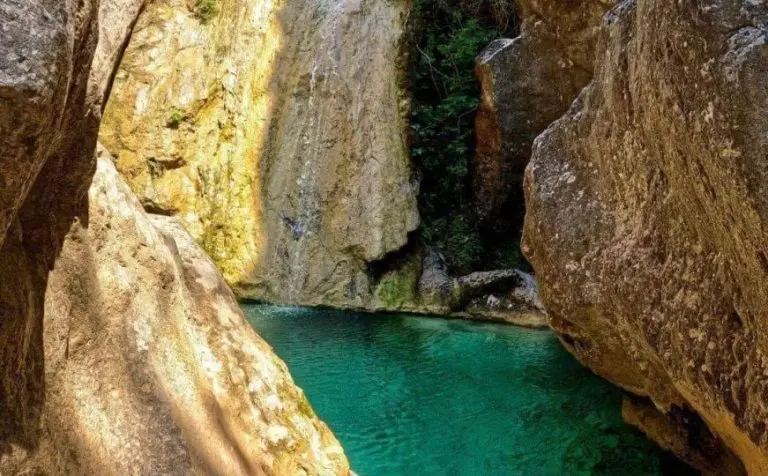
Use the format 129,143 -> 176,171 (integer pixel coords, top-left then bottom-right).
622,396 -> 744,475
524,0 -> 768,472
99,0 -> 419,308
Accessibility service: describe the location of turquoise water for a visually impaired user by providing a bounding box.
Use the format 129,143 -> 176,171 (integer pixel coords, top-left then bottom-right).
244,305 -> 692,476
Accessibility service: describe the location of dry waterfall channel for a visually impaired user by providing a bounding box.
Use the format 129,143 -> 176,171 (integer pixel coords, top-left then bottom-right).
2,0 -> 766,475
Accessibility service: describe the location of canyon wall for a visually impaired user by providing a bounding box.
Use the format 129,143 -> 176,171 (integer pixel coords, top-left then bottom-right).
0,0 -> 348,473
523,0 -> 768,473
100,0 -> 419,308
473,0 -> 615,236
25,154 -> 348,474
1,0 -> 102,452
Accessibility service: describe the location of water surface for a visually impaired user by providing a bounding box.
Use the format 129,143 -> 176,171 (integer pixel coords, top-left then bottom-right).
244,305 -> 691,476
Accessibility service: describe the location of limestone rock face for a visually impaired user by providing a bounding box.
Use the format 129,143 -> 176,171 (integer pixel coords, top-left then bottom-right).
473,0 -> 614,235
1,0 -> 101,450
4,156 -> 348,475
524,1 -> 768,472
1,0 -> 349,473
100,0 -> 419,308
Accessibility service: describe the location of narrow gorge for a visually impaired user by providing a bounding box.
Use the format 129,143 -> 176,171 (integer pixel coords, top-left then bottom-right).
2,0 -> 768,474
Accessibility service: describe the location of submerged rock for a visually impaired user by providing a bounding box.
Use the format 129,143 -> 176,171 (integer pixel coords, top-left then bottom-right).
524,0 -> 768,472
100,0 -> 419,308
473,0 -> 614,235
622,396 -> 744,475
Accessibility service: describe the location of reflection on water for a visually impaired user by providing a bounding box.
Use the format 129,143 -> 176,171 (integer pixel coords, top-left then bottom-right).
244,305 -> 693,476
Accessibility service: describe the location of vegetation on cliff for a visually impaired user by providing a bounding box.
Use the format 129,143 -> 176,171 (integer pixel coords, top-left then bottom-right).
194,0 -> 217,23
410,0 -> 519,275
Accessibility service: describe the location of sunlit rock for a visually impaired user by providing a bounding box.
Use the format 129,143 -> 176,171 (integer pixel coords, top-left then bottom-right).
100,0 -> 419,308
0,0 -> 349,473
23,155 -> 349,474
524,1 -> 768,472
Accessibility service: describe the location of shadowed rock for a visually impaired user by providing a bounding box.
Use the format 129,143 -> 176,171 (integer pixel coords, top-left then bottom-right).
1,0 -> 101,451
409,249 -> 546,327
473,0 -> 615,236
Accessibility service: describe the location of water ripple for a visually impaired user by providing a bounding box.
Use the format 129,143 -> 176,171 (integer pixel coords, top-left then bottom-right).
244,305 -> 694,476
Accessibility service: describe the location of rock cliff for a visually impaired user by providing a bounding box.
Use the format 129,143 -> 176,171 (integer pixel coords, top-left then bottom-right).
24,155 -> 348,474
1,0 -> 102,452
474,0 -> 614,236
1,0 -> 348,473
524,0 -> 768,473
99,0 -> 419,308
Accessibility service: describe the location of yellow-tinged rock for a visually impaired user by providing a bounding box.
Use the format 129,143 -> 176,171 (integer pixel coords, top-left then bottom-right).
1,0 -> 350,472
17,154 -> 349,475
101,0 -> 419,308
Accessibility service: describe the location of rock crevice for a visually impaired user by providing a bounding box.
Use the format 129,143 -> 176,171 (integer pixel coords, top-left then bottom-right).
0,1 -> 350,473
473,0 -> 615,237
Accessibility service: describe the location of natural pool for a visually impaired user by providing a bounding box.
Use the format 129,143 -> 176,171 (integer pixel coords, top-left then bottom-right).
244,305 -> 693,476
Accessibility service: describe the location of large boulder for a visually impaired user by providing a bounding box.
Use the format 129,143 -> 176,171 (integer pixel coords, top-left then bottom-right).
99,0 -> 419,308
1,0 -> 349,473
456,269 -> 547,327
3,155 -> 348,474
524,0 -> 768,473
473,0 -> 615,235
410,249 -> 546,326
1,0 -> 102,451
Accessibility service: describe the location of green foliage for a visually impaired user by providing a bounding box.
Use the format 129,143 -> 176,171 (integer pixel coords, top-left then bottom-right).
194,0 -> 217,23
167,108 -> 184,129
428,0 -> 516,33
489,239 -> 528,270
373,248 -> 422,309
410,1 -> 504,274
422,215 -> 484,276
